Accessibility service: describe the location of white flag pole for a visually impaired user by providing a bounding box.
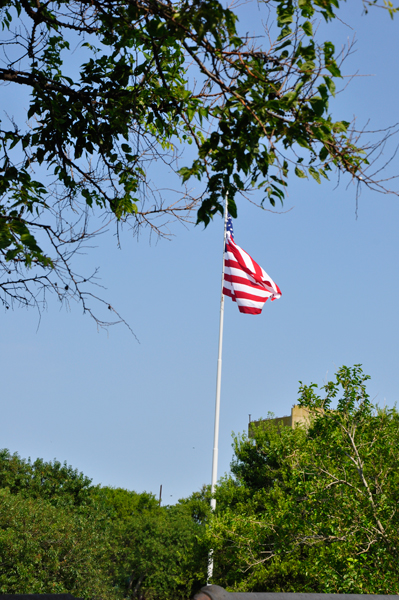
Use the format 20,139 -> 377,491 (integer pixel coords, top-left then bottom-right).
207,194 -> 228,583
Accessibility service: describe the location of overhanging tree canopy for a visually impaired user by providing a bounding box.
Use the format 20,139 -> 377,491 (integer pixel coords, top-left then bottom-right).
0,0 -> 397,324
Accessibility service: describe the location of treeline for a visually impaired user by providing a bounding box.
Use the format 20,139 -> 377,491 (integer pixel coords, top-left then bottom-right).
0,451 -> 209,599
1,366 -> 399,597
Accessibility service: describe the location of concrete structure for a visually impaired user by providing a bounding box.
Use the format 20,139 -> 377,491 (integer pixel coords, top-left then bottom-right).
249,405 -> 313,436
195,584 -> 399,600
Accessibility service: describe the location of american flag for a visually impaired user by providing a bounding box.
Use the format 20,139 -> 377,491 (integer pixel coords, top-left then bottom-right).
223,215 -> 281,314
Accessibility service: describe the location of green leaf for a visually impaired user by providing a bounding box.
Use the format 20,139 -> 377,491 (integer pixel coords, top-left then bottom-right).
302,21 -> 313,36
326,62 -> 341,78
309,96 -> 326,117
309,166 -> 321,183
295,166 -> 307,178
178,167 -> 192,183
319,146 -> 329,161
324,76 -> 336,97
333,121 -> 349,133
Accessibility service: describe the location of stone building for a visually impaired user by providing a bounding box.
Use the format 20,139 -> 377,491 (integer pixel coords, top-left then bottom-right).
249,405 -> 313,436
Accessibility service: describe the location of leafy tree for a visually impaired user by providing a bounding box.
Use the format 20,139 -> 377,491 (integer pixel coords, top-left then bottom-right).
0,0 -> 397,322
0,454 -> 209,599
208,365 -> 399,594
177,484 -> 212,525
0,487 -> 116,597
0,448 -> 95,508
99,486 -> 208,600
94,486 -> 160,518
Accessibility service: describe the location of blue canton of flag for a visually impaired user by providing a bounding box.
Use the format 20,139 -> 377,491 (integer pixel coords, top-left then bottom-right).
226,213 -> 234,241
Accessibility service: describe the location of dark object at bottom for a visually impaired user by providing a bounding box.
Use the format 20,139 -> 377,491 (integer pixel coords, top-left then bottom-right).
0,594 -> 83,600
195,586 -> 399,600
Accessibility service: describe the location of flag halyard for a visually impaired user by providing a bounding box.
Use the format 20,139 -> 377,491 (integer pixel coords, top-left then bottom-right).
222,215 -> 281,314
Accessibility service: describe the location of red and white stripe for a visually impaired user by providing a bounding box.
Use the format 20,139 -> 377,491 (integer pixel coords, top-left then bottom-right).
223,234 -> 281,315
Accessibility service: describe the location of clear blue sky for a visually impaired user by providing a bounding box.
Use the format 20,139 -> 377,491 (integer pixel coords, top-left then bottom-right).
1,2 -> 399,503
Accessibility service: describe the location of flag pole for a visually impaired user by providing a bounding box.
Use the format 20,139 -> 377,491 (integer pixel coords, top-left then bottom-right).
207,194 -> 228,583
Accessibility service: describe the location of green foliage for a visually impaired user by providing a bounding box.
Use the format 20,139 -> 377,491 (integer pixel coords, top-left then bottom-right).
0,449 -> 95,508
0,487 -> 115,597
0,453 -> 208,599
178,484 -> 212,525
2,364 -> 399,596
1,0 -> 395,317
0,449 -> 116,595
362,0 -> 399,19
108,501 -> 208,600
93,486 -> 159,519
208,366 -> 399,594
91,486 -> 209,599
